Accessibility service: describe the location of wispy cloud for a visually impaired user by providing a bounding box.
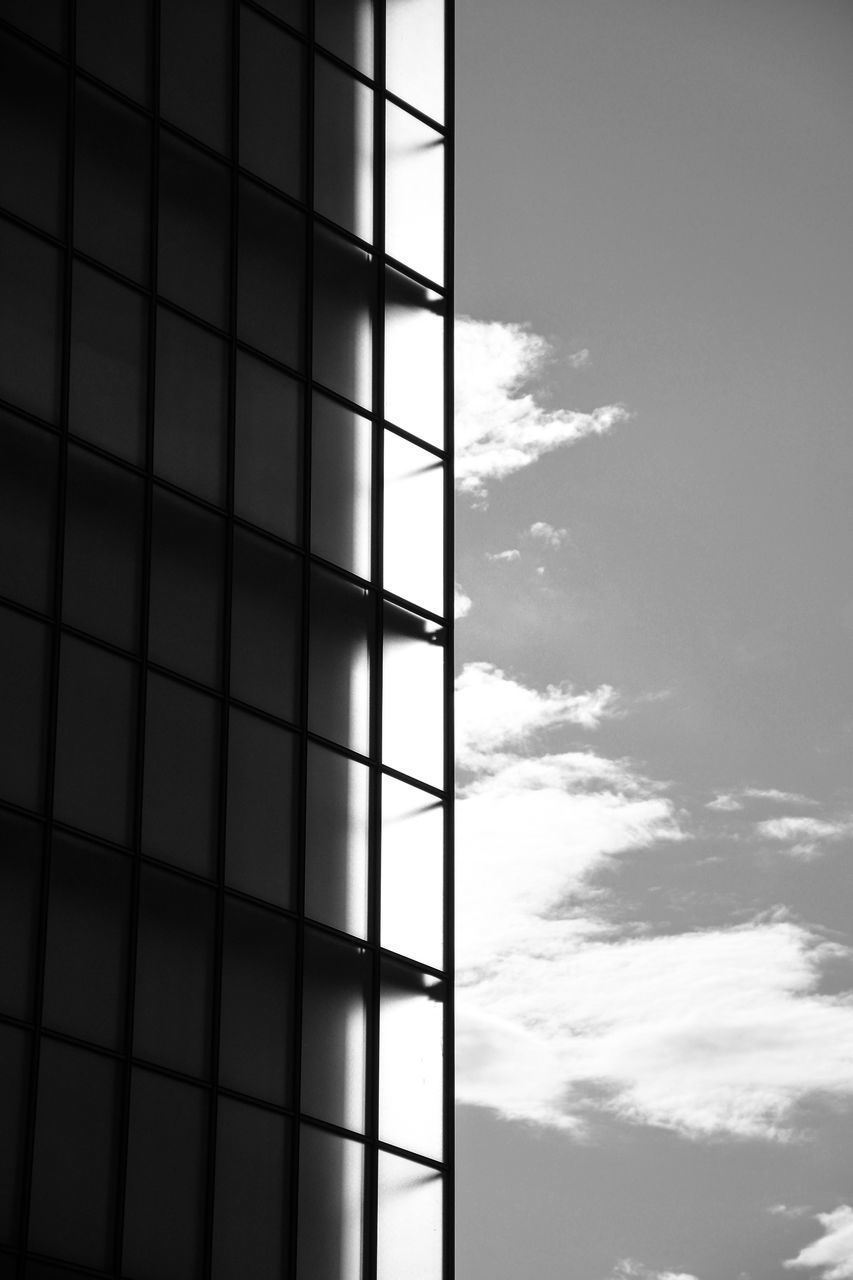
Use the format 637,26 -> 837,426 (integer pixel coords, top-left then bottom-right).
527,520 -> 568,549
769,1204 -> 812,1220
707,788 -> 818,812
784,1205 -> 853,1279
756,815 -> 853,859
608,1260 -> 700,1280
567,347 -> 591,369
485,548 -> 521,563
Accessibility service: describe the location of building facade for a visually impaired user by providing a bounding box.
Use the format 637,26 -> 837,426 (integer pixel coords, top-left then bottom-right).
0,1 -> 453,1277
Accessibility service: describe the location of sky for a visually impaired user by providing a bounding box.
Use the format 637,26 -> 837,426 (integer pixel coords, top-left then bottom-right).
451,2 -> 853,1278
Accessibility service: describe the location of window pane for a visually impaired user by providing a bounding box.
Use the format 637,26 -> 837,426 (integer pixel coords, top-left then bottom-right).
213,1098 -> 290,1280
158,133 -> 231,329
235,350 -> 302,542
379,961 -> 443,1159
160,0 -> 231,153
29,1039 -> 119,1269
231,528 -> 302,721
386,0 -> 444,124
0,811 -> 41,1021
310,393 -> 371,580
74,82 -> 150,282
0,1024 -> 29,1245
301,929 -> 369,1133
386,104 -> 443,285
154,308 -> 228,505
297,1124 -> 363,1280
383,431 -> 444,615
377,1152 -> 442,1280
69,260 -> 149,466
219,898 -> 295,1106
43,833 -> 131,1049
77,0 -> 151,104
225,707 -> 297,908
382,603 -> 443,788
238,178 -> 305,368
0,411 -> 58,613
240,8 -> 304,197
142,672 -> 220,879
0,607 -> 50,812
309,567 -> 371,756
123,1070 -> 207,1280
63,444 -> 145,651
314,58 -> 372,241
381,776 -> 442,970
54,634 -> 137,844
315,0 -> 372,76
149,488 -> 225,687
0,35 -> 66,235
313,225 -> 373,409
305,742 -> 369,939
384,268 -> 444,448
1,1 -> 65,51
0,219 -> 62,422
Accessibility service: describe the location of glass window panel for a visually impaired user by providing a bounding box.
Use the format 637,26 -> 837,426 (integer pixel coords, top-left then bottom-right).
383,431 -> 444,615
225,707 -> 297,908
0,1024 -> 29,1245
142,672 -> 220,879
158,133 -> 231,329
0,607 -> 50,812
381,776 -> 443,970
239,8 -> 305,198
54,634 -> 137,844
0,220 -> 62,422
160,0 -> 230,153
381,603 -> 443,788
74,82 -> 150,282
313,226 -> 373,409
231,528 -> 302,721
69,259 -> 148,465
314,59 -> 372,242
154,308 -> 228,505
77,0 -> 151,104
42,833 -> 131,1049
149,488 -> 225,687
384,269 -> 444,448
0,411 -> 58,613
305,742 -> 369,939
219,898 -> 295,1106
235,350 -> 302,542
28,1039 -> 118,1269
63,444 -> 145,651
133,865 -> 215,1078
379,960 -> 443,1159
301,929 -> 369,1133
255,0 -> 304,25
213,1098 -> 290,1280
311,393 -> 371,580
0,812 -> 41,1020
123,1070 -> 207,1280
0,35 -> 66,234
308,566 -> 371,756
315,0 -> 373,75
386,0 -> 444,124
238,178 -> 305,368
2,1 -> 65,51
297,1124 -> 363,1280
386,104 -> 443,285
377,1152 -> 442,1280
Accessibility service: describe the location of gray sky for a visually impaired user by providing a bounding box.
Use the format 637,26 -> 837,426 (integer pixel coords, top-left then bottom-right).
453,2 -> 853,1278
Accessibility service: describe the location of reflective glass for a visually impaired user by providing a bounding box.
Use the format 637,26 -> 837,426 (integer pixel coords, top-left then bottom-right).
381,776 -> 443,969
160,0 -> 230,153
0,219 -> 62,422
0,35 -> 66,234
377,1152 -> 442,1280
154,308 -> 229,505
313,225 -> 373,409
297,1124 -> 364,1280
383,430 -> 444,615
213,1098 -> 290,1280
301,928 -> 369,1132
238,178 -> 305,368
379,960 -> 443,1159
77,0 -> 151,104
315,0 -> 373,75
0,411 -> 58,613
382,602 -> 444,788
255,0 -> 304,25
0,1024 -> 29,1244
231,528 -> 302,721
386,104 -> 443,284
0,607 -> 50,812
0,811 -> 41,1020
235,351 -> 302,542
1,1 -> 65,51
386,0 -> 444,123
305,741 -> 369,939
314,58 -> 372,242
240,8 -> 305,197
309,566 -> 372,756
225,707 -> 297,908
384,269 -> 444,448
158,133 -> 231,329
311,393 -> 371,580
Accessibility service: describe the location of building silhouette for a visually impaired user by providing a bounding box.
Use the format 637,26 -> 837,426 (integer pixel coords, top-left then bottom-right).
0,1 -> 453,1276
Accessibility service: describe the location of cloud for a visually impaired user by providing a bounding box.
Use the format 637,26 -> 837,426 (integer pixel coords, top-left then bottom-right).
706,788 -> 818,813
756,815 -> 853,858
486,548 -> 521,563
770,1204 -> 812,1219
567,347 -> 591,369
454,584 -> 473,619
455,317 -> 628,499
784,1206 -> 853,1279
609,1261 -> 700,1280
527,520 -> 568,549
706,793 -> 744,812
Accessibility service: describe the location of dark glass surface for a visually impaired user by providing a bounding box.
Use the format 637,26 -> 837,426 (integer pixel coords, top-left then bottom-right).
42,833 -> 131,1049
314,57 -> 373,240
154,308 -> 228,505
62,444 -> 144,651
69,259 -> 149,465
53,634 -> 138,844
0,811 -> 41,1020
160,0 -> 231,154
0,219 -> 62,422
0,607 -> 50,813
315,0 -> 373,75
77,0 -> 151,104
0,34 -> 66,235
304,741 -> 369,939
309,566 -> 372,755
225,708 -> 297,908
149,488 -> 225,687
0,411 -> 58,613
123,1070 -> 207,1280
1,0 -> 65,51
238,178 -> 304,368
74,82 -> 150,283
28,1039 -> 118,1269
219,897 -> 295,1106
254,0 -> 304,28
297,1123 -> 364,1280
301,928 -> 370,1132
158,133 -> 231,329
231,527 -> 302,720
212,1098 -> 290,1280
240,7 -> 304,197
0,1024 -> 28,1245
313,225 -> 373,409
142,672 -> 220,879
235,350 -> 302,543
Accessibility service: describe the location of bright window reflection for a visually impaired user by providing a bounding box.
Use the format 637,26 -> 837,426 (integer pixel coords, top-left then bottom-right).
379,960 -> 443,1159
382,603 -> 444,789
377,1152 -> 442,1280
297,1124 -> 364,1280
315,57 -> 373,243
305,742 -> 370,939
381,776 -> 443,970
384,268 -> 444,449
386,103 -> 443,285
383,429 -> 443,616
386,0 -> 444,124
311,392 -> 372,581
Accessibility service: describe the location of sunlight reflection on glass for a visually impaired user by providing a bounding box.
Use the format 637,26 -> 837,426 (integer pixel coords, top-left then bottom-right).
381,775 -> 443,970
311,392 -> 371,581
302,929 -> 369,1133
377,1153 -> 441,1280
297,1124 -> 364,1280
309,567 -> 371,756
382,602 -> 443,788
384,268 -> 443,449
386,0 -> 444,124
315,59 -> 373,243
314,226 -> 373,410
379,960 -> 443,1159
315,0 -> 373,77
305,742 -> 369,939
383,429 -> 444,615
386,103 -> 443,285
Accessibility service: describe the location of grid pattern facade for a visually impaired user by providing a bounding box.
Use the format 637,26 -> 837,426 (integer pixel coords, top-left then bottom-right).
0,1 -> 453,1277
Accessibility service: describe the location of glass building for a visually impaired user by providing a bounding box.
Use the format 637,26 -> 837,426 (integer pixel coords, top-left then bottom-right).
0,1 -> 453,1277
